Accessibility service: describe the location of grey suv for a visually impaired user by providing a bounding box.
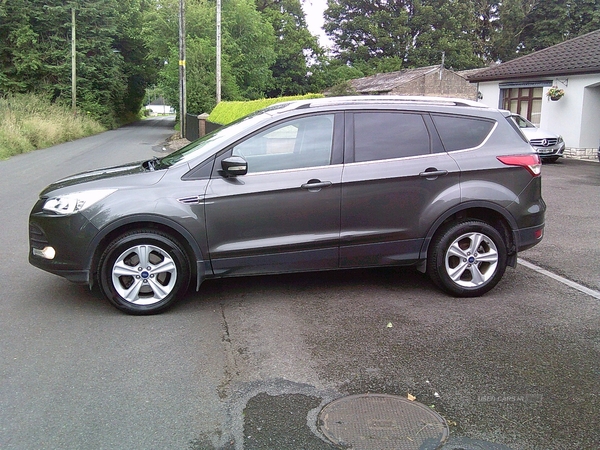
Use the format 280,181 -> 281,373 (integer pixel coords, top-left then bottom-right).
29,97 -> 546,314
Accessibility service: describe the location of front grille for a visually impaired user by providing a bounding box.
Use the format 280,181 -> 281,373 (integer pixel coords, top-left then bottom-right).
530,138 -> 558,147
29,223 -> 49,249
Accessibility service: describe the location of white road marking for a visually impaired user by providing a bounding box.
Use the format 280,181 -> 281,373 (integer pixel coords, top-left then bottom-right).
518,258 -> 600,300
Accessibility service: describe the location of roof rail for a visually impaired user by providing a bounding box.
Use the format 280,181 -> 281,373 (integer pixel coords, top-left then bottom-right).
299,95 -> 487,109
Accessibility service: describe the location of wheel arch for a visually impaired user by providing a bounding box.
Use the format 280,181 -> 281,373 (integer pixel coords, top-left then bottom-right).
88,214 -> 206,289
420,202 -> 519,268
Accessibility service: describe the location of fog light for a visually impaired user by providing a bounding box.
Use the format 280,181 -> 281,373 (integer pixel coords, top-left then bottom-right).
33,246 -> 56,260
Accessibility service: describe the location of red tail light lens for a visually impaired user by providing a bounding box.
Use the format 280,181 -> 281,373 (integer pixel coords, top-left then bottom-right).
497,154 -> 542,177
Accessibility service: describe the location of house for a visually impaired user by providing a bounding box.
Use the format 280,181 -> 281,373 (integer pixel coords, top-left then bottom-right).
468,29 -> 600,160
145,97 -> 175,115
326,65 -> 479,100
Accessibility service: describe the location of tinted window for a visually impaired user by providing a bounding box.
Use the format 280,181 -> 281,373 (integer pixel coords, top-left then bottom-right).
432,114 -> 495,151
353,112 -> 430,162
232,115 -> 334,173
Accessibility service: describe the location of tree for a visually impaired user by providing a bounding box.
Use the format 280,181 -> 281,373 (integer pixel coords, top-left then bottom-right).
256,0 -> 322,97
0,0 -> 154,126
492,0 -> 600,61
405,0 -> 483,69
323,0 -> 484,71
307,57 -> 365,93
223,0 -> 276,99
144,0 -> 276,114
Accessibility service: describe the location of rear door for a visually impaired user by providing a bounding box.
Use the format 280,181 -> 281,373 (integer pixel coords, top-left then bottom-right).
205,113 -> 344,276
340,111 -> 461,267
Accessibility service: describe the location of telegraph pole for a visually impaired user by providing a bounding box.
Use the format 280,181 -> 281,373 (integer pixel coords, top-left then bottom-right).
179,0 -> 186,137
71,7 -> 76,114
216,0 -> 221,103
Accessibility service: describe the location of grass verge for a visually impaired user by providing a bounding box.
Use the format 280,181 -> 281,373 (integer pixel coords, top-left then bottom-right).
0,94 -> 106,160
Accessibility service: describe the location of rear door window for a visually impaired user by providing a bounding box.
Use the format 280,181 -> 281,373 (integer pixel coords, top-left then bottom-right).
353,112 -> 430,162
432,114 -> 495,151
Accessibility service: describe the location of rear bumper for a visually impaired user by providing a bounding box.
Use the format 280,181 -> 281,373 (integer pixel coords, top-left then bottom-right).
515,223 -> 545,252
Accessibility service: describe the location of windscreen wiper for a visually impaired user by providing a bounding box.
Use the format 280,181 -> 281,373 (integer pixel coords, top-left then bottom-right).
145,156 -> 161,171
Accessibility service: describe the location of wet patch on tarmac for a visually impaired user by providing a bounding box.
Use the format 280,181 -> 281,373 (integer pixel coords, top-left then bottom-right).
243,393 -> 334,449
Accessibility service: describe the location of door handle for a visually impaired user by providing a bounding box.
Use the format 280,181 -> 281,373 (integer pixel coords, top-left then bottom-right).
301,179 -> 332,191
419,169 -> 448,179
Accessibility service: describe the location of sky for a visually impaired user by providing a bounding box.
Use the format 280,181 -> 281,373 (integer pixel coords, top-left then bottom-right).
303,0 -> 333,47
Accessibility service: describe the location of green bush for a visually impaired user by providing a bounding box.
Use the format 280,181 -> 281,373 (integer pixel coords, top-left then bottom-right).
207,94 -> 324,125
0,94 -> 106,160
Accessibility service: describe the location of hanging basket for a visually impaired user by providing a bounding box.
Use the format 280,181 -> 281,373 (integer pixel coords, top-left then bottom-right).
547,86 -> 564,101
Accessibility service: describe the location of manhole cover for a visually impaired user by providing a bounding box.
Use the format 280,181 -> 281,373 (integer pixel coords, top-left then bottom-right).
318,394 -> 449,450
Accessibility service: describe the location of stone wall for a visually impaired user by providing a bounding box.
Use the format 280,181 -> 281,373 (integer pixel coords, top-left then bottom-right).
564,147 -> 599,160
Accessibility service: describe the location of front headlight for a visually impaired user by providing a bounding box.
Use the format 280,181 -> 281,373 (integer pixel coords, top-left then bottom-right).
558,135 -> 564,143
42,189 -> 116,215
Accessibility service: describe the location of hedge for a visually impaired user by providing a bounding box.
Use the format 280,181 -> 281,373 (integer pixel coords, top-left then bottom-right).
207,94 -> 324,125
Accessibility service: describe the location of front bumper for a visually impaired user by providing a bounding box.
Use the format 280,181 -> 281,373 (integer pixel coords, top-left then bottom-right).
29,202 -> 99,285
531,141 -> 565,159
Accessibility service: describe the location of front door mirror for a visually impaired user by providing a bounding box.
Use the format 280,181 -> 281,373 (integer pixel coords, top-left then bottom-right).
221,156 -> 248,177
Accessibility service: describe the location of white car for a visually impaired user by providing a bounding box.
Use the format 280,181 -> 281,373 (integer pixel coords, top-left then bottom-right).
510,114 -> 565,163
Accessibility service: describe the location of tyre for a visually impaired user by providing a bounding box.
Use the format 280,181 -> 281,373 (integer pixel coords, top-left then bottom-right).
427,220 -> 507,297
98,230 -> 190,314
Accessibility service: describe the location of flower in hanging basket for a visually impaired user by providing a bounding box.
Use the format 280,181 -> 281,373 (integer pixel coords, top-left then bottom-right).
547,86 -> 564,100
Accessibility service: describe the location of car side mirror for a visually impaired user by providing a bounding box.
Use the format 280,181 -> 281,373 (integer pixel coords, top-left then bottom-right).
221,156 -> 248,177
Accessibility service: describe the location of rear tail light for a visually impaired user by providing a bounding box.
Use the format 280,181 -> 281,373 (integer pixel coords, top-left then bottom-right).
497,154 -> 542,177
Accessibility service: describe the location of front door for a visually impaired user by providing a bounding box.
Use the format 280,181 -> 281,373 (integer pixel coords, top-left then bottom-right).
205,113 -> 343,276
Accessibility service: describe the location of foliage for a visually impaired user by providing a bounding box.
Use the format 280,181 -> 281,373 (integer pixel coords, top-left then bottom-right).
323,0 -> 485,71
0,93 -> 105,159
323,0 -> 600,67
0,0 -> 154,127
208,94 -> 324,124
1,0 -> 597,147
546,86 -> 564,99
325,80 -> 358,96
492,0 -> 600,61
257,0 -> 323,97
144,0 -> 277,115
306,58 -> 365,93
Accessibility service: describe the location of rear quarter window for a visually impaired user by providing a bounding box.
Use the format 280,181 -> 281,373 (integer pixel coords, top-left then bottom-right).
432,114 -> 495,151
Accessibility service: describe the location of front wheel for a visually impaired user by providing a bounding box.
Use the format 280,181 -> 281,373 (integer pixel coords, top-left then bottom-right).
98,230 -> 190,314
427,220 -> 508,297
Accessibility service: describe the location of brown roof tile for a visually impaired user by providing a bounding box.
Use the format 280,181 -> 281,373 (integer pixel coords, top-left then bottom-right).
468,29 -> 600,82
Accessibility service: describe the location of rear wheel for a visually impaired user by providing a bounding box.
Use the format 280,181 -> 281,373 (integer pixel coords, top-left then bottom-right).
427,220 -> 507,297
98,230 -> 190,314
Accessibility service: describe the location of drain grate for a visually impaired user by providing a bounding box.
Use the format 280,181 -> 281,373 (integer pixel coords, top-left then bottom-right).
318,394 -> 449,450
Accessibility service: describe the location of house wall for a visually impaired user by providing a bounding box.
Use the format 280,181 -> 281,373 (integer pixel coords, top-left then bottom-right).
580,82 -> 600,150
390,70 -> 478,100
474,74 -> 600,159
146,104 -> 175,115
475,83 -> 501,109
